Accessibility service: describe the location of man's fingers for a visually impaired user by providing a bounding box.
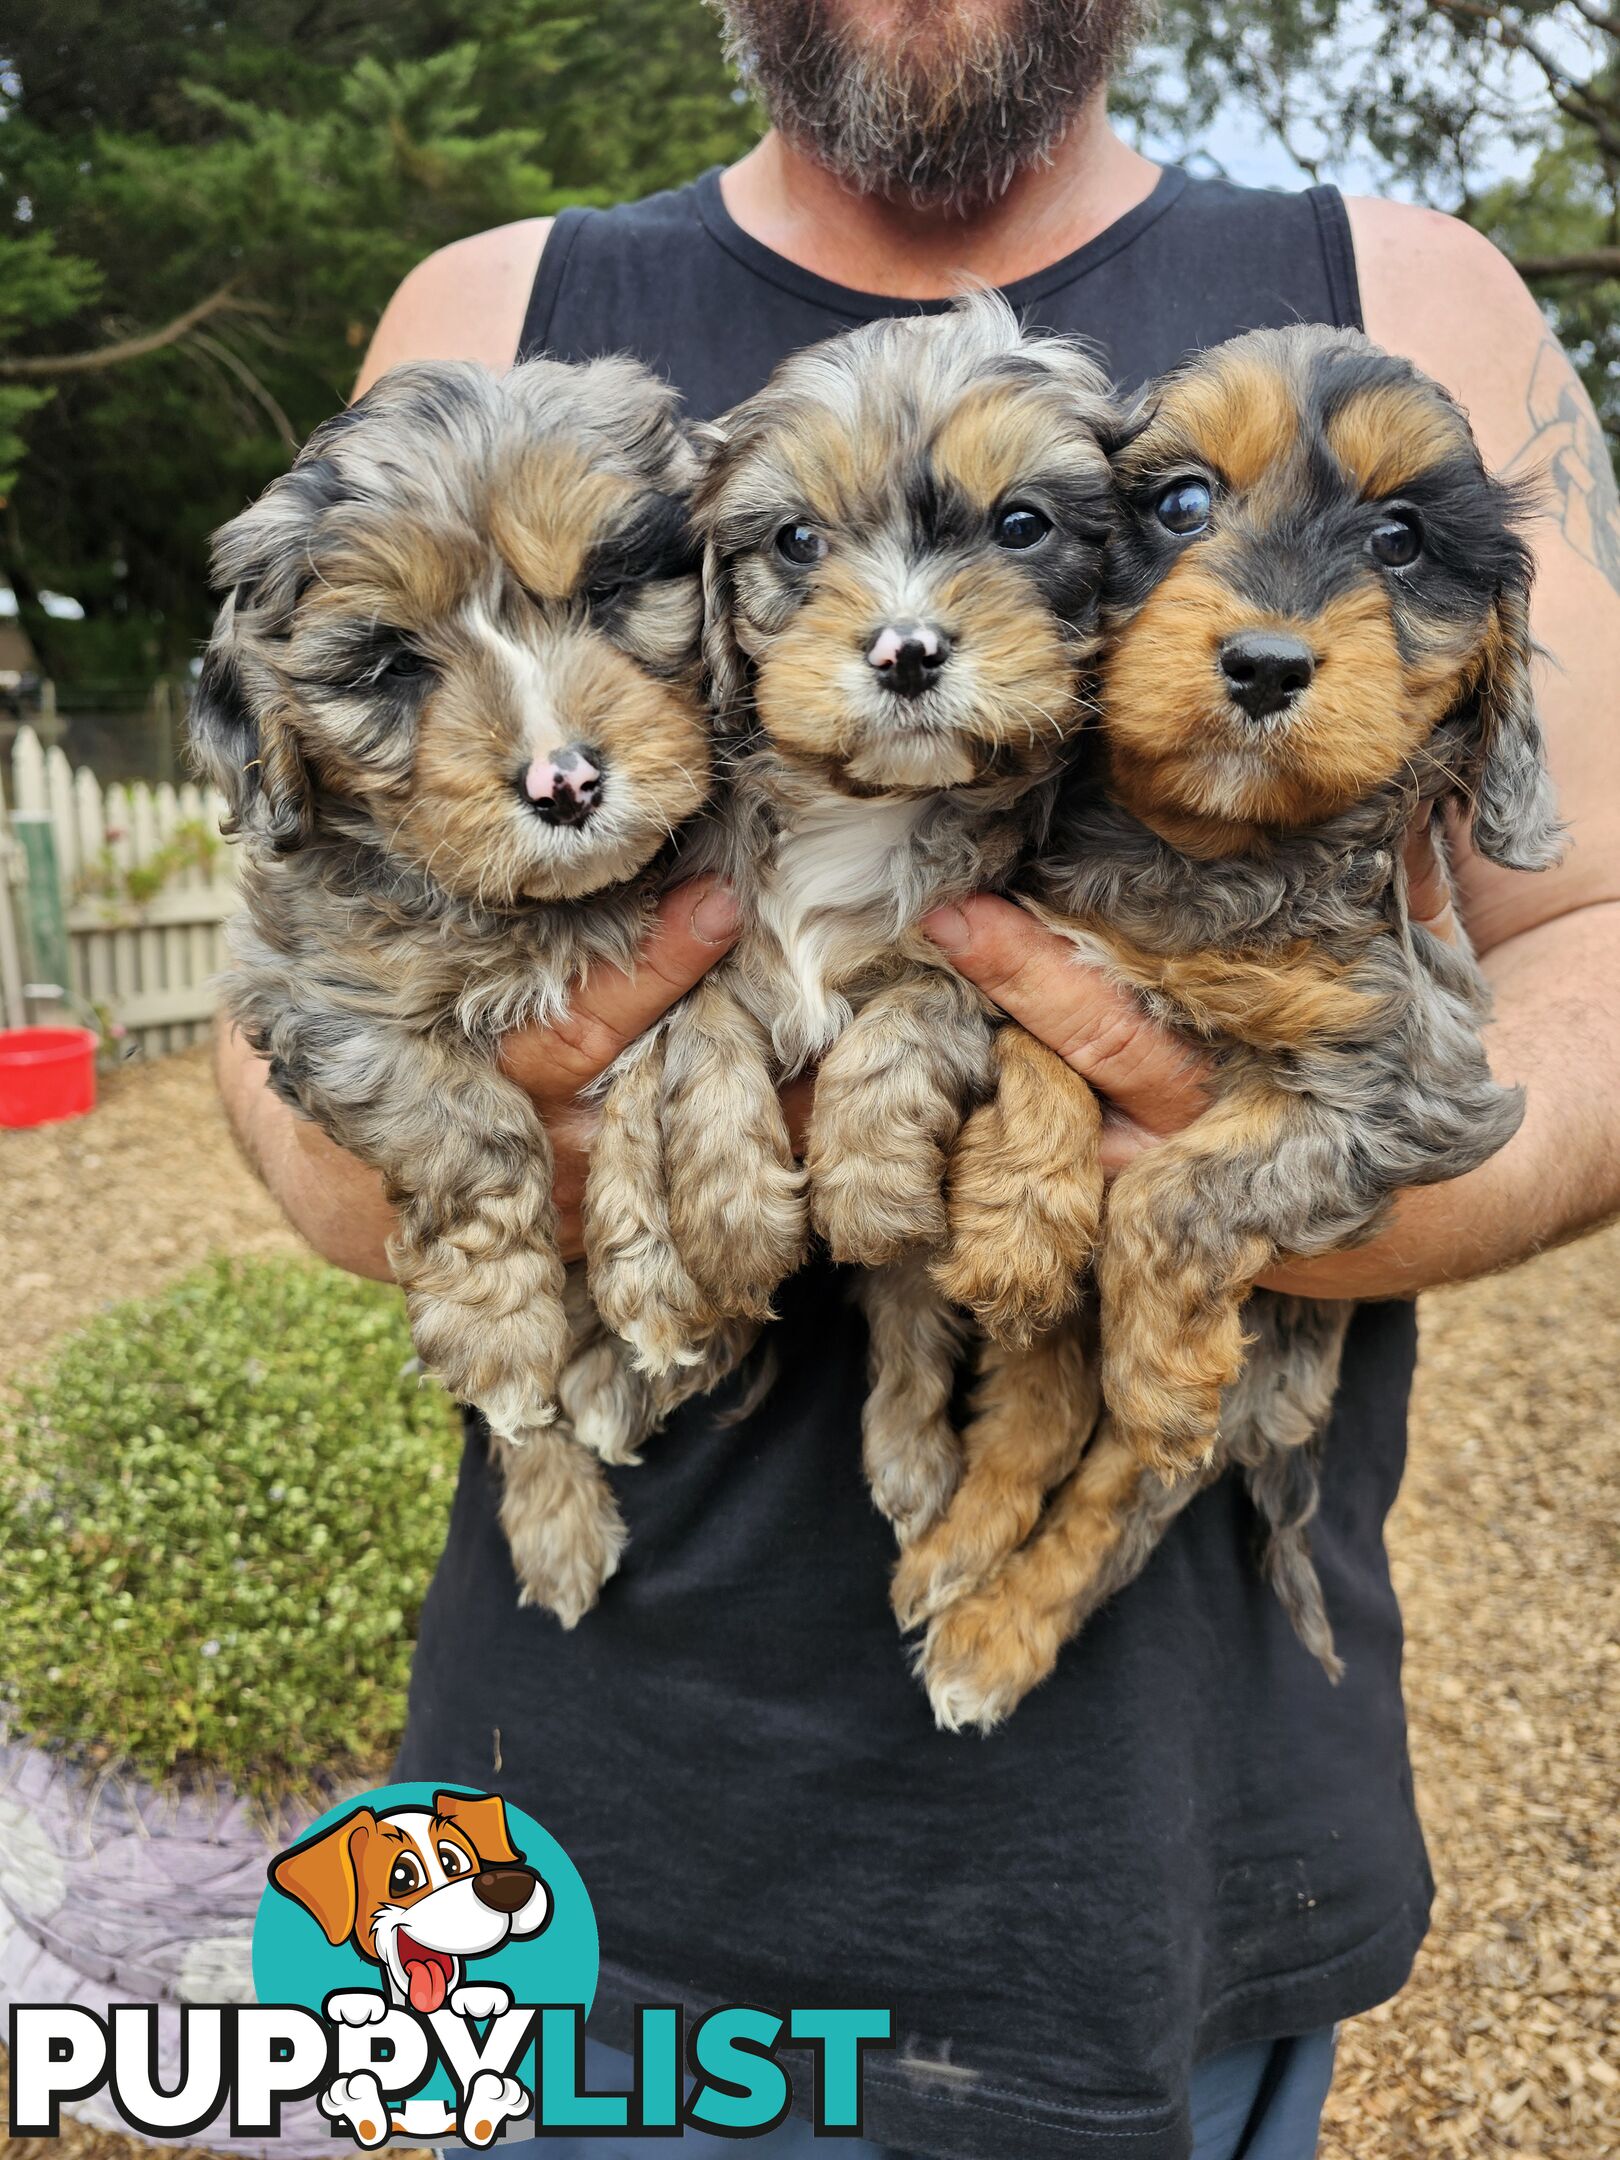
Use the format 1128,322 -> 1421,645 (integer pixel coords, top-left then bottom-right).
501,877 -> 739,1108
922,894 -> 1209,1133
1403,819 -> 1458,943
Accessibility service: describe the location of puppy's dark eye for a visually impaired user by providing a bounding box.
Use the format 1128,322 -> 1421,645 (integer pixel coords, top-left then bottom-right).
994,505 -> 1052,550
1155,479 -> 1212,535
1369,508 -> 1423,568
437,1842 -> 470,1877
775,522 -> 827,566
584,579 -> 624,609
381,647 -> 430,682
388,1856 -> 423,1899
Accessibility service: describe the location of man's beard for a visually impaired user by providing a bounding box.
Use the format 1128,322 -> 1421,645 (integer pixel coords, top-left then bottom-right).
710,0 -> 1151,215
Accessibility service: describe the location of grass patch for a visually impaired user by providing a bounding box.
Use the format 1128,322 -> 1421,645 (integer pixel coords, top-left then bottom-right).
0,1257 -> 462,1799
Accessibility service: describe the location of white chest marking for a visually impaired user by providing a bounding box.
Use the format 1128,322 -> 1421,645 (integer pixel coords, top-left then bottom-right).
754,793 -> 927,1064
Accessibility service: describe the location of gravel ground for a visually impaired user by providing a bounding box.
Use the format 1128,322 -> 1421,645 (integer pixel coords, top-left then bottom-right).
2,1045 -> 1615,2157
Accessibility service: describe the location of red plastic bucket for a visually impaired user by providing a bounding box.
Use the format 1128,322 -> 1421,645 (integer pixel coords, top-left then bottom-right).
0,1026 -> 100,1129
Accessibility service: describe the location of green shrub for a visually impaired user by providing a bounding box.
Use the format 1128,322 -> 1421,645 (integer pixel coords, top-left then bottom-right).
0,1257 -> 462,1799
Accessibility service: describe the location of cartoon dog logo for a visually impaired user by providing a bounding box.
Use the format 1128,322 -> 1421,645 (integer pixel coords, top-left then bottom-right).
269,1788 -> 551,2146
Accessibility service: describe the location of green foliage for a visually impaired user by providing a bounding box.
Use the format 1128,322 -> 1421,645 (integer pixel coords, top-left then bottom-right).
1125,4 -> 1620,452
0,0 -> 756,681
5,0 -> 1618,687
0,233 -> 101,496
75,814 -> 221,914
0,1257 -> 463,1797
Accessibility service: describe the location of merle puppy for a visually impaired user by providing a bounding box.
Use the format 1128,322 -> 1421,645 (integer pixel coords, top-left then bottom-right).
192,355 -> 719,1626
904,324 -> 1563,1728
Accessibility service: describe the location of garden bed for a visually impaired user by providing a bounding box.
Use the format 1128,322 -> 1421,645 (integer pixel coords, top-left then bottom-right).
0,1236 -> 461,2157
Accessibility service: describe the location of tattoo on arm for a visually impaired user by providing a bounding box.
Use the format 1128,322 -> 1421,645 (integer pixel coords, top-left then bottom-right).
1505,332 -> 1620,596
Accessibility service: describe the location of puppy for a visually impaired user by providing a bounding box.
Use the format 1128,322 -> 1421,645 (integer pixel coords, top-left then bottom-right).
271,1787 -> 548,2147
191,355 -> 716,1626
270,1788 -> 552,2013
904,323 -> 1562,1727
585,293 -> 1117,1543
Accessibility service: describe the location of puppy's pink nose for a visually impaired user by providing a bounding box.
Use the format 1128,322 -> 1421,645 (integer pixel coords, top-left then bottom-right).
866,622 -> 949,698
521,743 -> 603,826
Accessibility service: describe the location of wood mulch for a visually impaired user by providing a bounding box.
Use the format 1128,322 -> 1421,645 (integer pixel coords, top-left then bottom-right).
2,1045 -> 1616,2156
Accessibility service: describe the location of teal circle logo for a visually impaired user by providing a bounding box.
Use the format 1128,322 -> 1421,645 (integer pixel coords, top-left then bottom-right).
252,1782 -> 597,2122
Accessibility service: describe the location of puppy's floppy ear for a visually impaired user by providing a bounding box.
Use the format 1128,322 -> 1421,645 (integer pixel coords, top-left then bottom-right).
682,417 -> 727,471
269,1808 -> 377,1946
700,536 -> 751,729
432,1789 -> 521,1868
187,589 -> 313,855
1457,569 -> 1564,872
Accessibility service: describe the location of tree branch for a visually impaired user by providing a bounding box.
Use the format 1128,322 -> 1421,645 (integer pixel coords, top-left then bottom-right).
1513,245 -> 1620,279
0,283 -> 267,380
185,330 -> 299,451
1424,1 -> 1620,164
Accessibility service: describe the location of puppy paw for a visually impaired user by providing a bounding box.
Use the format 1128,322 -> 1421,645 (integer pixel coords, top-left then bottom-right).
670,1153 -> 807,1322
406,1253 -> 572,1426
917,1587 -> 1063,1735
449,1982 -> 512,2021
810,1157 -> 947,1268
890,1489 -> 1040,1631
458,2072 -> 530,2148
323,1990 -> 388,2029
590,1249 -> 718,1379
1109,1401 -> 1221,1484
865,1422 -> 961,1549
929,1229 -> 1087,1348
933,1037 -> 1102,1345
557,1333 -> 654,1465
323,2073 -> 392,2148
479,1379 -> 560,1440
498,1433 -> 627,1626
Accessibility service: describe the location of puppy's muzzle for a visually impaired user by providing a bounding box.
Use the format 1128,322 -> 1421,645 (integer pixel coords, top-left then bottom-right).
521,743 -> 604,826
1219,631 -> 1315,722
472,1864 -> 540,1913
866,622 -> 950,700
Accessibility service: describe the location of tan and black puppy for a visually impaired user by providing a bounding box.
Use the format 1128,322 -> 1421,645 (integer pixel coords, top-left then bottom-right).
907,324 -> 1564,1729
586,293 -> 1117,1545
192,356 -> 719,1626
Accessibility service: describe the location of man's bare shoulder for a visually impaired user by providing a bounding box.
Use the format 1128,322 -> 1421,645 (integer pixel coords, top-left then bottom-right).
1348,196 -> 1620,942
355,219 -> 553,396
1344,198 -> 1545,457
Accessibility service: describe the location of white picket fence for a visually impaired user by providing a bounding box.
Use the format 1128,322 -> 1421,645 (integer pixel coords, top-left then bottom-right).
0,724 -> 239,1057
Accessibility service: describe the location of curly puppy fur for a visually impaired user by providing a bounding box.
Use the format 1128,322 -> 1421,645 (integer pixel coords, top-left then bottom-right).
586,293 -> 1118,1545
914,324 -> 1563,1727
189,355 -> 715,1626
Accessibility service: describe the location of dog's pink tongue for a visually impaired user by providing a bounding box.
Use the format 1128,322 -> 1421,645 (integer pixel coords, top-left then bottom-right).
406,1958 -> 447,2014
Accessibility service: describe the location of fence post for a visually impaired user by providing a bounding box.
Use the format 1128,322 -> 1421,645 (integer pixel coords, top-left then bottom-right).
11,813 -> 71,1016
0,762 -> 28,1030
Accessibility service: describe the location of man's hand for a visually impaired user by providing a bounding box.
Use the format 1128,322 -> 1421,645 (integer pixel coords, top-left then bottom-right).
921,826 -> 1457,1179
919,826 -> 1472,1299
498,877 -> 740,1261
217,877 -> 739,1280
920,894 -> 1211,1178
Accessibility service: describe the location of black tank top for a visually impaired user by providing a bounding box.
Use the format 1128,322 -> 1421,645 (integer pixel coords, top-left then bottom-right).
398,166 -> 1431,2160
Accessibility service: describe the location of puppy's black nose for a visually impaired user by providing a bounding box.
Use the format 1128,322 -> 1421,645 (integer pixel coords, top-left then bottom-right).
472,1865 -> 538,1913
521,742 -> 604,825
1219,632 -> 1316,720
866,622 -> 950,699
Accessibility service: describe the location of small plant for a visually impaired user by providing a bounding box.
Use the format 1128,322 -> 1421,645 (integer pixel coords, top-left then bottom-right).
0,1257 -> 462,1799
75,817 -> 222,917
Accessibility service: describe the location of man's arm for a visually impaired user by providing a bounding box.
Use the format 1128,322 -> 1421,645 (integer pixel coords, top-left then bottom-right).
219,224 -> 742,1276
926,205 -> 1620,1299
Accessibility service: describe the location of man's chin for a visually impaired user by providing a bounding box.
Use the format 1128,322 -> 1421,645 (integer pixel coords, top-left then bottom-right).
712,0 -> 1147,213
